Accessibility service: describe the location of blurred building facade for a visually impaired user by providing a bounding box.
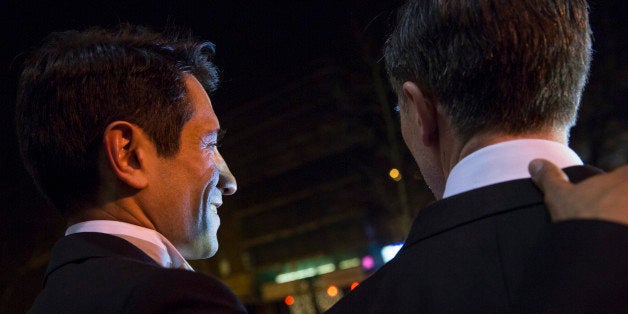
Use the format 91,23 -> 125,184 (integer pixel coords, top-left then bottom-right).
193,64 -> 433,313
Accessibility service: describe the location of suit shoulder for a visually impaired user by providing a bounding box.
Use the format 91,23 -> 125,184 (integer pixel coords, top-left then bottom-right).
124,267 -> 247,313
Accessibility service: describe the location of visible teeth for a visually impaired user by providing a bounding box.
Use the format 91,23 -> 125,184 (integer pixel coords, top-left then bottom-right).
209,204 -> 218,214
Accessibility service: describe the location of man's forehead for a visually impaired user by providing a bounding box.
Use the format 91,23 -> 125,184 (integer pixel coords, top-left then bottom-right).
184,74 -> 220,128
184,74 -> 211,104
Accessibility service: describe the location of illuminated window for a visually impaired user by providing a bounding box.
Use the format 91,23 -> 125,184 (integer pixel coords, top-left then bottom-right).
275,267 -> 317,283
316,263 -> 336,274
338,257 -> 360,269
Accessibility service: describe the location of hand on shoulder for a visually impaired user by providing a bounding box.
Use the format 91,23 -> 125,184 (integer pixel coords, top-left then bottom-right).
528,159 -> 628,226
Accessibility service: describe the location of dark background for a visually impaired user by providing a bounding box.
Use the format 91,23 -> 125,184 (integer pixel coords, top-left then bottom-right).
1,0 -> 626,312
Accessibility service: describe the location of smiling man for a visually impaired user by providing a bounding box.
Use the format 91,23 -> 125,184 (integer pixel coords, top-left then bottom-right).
17,26 -> 245,313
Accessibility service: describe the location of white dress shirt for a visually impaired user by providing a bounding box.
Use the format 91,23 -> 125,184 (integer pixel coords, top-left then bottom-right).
66,220 -> 194,271
443,139 -> 583,198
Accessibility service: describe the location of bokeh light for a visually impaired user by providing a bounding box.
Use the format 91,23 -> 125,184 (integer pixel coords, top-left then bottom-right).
350,282 -> 360,291
327,285 -> 338,297
389,168 -> 402,181
284,295 -> 295,306
362,255 -> 375,270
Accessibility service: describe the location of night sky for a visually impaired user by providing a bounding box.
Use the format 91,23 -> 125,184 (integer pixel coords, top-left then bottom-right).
1,0 -> 625,312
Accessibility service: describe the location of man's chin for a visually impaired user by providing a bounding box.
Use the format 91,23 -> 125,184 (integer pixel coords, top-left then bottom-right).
205,243 -> 219,258
180,241 -> 218,260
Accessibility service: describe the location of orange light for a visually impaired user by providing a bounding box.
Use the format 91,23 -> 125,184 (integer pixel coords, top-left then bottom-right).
350,281 -> 359,291
327,285 -> 339,297
389,168 -> 402,181
284,295 -> 295,306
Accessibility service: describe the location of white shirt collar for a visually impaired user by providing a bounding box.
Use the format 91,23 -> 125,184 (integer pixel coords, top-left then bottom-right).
66,220 -> 194,271
443,139 -> 583,198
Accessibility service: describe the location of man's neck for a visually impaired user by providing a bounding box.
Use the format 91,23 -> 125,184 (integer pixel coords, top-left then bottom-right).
66,200 -> 156,231
437,130 -> 568,196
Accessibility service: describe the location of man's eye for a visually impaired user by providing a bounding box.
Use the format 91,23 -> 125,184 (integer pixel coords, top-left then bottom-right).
203,141 -> 221,149
202,129 -> 226,149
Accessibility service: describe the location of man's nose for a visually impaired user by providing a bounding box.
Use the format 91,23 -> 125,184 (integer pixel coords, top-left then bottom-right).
216,152 -> 237,195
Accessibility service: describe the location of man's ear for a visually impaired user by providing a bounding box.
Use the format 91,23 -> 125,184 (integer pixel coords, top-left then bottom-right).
103,121 -> 149,189
402,81 -> 439,146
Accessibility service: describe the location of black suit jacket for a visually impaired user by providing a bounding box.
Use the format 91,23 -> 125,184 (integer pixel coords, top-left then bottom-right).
328,166 -> 628,313
29,232 -> 247,313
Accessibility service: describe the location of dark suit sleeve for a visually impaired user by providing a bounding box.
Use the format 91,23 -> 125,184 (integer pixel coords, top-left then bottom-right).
515,220 -> 628,313
124,269 -> 247,313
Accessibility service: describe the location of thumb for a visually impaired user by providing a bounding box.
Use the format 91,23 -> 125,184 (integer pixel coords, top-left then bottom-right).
528,159 -> 570,194
529,159 -> 573,221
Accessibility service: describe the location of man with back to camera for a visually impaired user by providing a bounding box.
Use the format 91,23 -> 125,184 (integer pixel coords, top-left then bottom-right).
328,0 -> 628,312
16,25 -> 246,313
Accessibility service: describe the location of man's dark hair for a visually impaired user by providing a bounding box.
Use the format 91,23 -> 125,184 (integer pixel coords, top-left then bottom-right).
15,24 -> 219,215
384,0 -> 592,139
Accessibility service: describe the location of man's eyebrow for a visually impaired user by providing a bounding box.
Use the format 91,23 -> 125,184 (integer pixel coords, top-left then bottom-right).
202,128 -> 226,140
